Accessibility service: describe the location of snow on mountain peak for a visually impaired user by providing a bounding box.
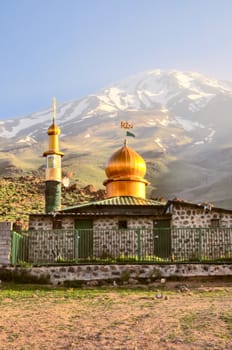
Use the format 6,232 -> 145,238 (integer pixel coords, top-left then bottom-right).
172,71 -> 195,88
16,136 -> 37,144
0,69 -> 231,141
97,69 -> 232,112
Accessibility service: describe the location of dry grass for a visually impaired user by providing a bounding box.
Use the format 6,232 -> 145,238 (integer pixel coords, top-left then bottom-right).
0,279 -> 231,350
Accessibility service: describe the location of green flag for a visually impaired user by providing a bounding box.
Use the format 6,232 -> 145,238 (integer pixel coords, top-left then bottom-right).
126,131 -> 135,138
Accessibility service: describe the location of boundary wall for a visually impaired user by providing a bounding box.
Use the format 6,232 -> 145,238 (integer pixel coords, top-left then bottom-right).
0,263 -> 232,285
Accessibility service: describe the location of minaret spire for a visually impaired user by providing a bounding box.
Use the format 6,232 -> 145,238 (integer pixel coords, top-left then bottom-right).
53,96 -> 56,124
43,98 -> 64,213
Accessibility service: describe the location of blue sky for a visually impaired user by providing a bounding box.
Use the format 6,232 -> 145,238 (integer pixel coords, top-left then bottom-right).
1,0 -> 232,119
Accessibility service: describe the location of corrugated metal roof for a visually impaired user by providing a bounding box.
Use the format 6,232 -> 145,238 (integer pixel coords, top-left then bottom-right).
96,197 -> 164,206
60,196 -> 166,212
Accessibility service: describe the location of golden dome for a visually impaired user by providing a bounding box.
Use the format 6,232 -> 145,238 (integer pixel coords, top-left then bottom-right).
105,145 -> 146,180
47,123 -> 61,136
104,143 -> 148,199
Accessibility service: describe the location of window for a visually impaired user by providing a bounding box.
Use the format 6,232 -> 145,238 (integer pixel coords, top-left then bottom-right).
53,219 -> 62,229
211,219 -> 220,227
153,219 -> 170,228
118,220 -> 127,229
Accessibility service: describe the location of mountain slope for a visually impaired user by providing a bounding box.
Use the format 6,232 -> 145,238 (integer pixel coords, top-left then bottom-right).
1,69 -> 232,208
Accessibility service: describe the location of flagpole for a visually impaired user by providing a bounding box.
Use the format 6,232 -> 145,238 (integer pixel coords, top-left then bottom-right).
120,121 -> 134,146
124,134 -> 128,146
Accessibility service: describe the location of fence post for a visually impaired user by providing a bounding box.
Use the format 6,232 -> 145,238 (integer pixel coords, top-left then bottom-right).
11,231 -> 18,266
0,222 -> 12,266
198,228 -> 203,262
137,229 -> 141,261
74,229 -> 79,263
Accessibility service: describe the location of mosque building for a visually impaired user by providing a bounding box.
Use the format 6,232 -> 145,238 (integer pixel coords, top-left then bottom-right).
28,103 -> 232,263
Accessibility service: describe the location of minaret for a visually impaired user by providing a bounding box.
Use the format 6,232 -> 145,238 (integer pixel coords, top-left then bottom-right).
43,98 -> 64,213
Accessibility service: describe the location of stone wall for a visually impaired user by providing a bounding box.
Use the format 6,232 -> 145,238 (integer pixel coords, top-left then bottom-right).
26,228 -> 155,263
29,215 -> 74,230
28,212 -> 232,262
0,222 -> 12,265
171,203 -> 232,228
29,216 -> 53,230
93,217 -> 153,230
28,229 -> 75,264
30,215 -> 155,231
28,217 -> 76,264
29,204 -> 232,231
2,264 -> 232,285
93,229 -> 154,258
171,227 -> 232,260
93,217 -> 154,258
28,216 -> 156,262
169,203 -> 232,259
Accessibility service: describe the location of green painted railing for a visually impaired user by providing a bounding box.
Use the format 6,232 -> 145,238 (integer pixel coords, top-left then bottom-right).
11,231 -> 28,265
11,227 -> 232,265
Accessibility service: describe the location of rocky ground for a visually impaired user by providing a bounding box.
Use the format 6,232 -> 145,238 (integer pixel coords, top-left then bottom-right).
0,278 -> 231,350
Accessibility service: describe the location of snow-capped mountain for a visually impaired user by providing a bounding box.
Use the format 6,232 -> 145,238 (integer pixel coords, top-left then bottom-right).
1,69 -> 232,208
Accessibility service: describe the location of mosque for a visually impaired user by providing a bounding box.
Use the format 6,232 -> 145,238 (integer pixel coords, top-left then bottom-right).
28,102 -> 232,263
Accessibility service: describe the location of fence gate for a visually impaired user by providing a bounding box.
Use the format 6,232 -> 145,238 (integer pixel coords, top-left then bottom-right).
75,220 -> 93,259
11,231 -> 28,265
153,220 -> 171,258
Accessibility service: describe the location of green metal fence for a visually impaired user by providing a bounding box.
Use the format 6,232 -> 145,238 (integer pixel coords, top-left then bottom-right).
11,231 -> 29,265
11,227 -> 232,265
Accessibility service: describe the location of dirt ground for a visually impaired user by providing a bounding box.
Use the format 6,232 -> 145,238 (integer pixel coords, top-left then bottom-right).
0,278 -> 231,350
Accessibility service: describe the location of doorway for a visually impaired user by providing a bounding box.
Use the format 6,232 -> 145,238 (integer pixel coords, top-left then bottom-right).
75,219 -> 93,259
153,220 -> 171,258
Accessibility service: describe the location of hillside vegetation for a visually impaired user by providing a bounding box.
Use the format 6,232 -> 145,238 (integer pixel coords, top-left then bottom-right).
0,176 -> 105,226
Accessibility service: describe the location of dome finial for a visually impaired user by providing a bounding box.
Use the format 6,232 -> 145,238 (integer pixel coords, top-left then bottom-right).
121,120 -> 135,146
103,127 -> 149,199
